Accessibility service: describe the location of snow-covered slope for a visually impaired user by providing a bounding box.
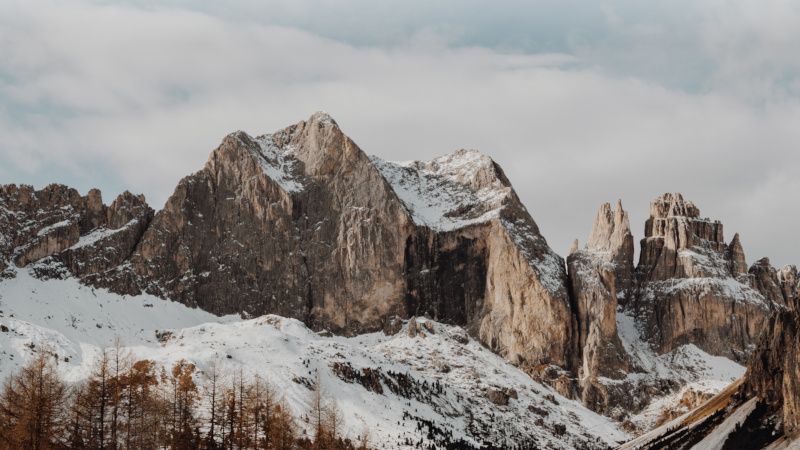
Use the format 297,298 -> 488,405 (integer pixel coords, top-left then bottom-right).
0,266 -> 238,382
0,266 -> 628,449
613,311 -> 745,430
371,150 -> 511,232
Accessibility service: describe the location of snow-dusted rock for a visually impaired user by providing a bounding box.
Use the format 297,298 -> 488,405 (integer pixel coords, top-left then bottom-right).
0,184 -> 153,276
1,113 -> 576,380
586,200 -> 635,295
567,201 -> 633,413
631,193 -> 774,359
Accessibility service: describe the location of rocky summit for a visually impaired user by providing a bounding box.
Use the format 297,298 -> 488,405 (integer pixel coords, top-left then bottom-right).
1,113 -> 574,379
1,113 -> 797,449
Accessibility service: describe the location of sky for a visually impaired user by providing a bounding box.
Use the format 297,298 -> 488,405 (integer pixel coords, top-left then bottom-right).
1,0 -> 798,267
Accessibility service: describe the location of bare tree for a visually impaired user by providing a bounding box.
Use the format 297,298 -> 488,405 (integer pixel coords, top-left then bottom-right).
0,351 -> 69,450
203,359 -> 223,450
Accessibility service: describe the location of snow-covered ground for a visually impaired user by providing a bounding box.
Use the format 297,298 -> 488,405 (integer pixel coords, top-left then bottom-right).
0,266 -> 627,449
615,311 -> 745,430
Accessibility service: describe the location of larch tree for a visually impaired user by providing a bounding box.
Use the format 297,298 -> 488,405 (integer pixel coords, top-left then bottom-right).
0,351 -> 70,450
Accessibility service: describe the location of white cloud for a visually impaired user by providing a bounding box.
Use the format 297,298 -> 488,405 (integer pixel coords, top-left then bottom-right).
0,0 -> 797,267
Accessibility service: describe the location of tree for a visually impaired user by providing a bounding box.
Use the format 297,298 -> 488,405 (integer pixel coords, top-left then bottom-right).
73,349 -> 113,450
0,351 -> 69,450
108,339 -> 131,450
308,374 -> 327,450
272,399 -> 297,450
120,359 -> 161,450
167,360 -> 200,450
250,375 -> 276,449
307,373 -> 344,450
356,425 -> 370,450
1,352 -> 317,450
202,359 -> 223,450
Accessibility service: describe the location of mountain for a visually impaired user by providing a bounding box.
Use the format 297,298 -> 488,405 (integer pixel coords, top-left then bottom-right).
617,304 -> 800,449
0,112 -> 796,448
1,113 -> 575,380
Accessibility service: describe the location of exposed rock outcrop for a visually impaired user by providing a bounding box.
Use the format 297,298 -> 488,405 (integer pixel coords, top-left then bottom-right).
726,232 -> 748,276
0,185 -> 153,277
569,194 -> 785,422
567,201 -> 632,412
746,307 -> 800,438
375,149 -> 574,371
1,113 -> 575,376
630,193 -> 773,360
619,296 -> 800,448
3,117 -> 793,431
778,264 -> 799,311
586,200 -> 635,297
122,115 -> 413,330
748,257 -> 787,307
61,191 -> 153,280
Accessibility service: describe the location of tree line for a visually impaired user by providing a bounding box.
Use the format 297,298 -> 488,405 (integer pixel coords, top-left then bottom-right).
0,344 -> 371,450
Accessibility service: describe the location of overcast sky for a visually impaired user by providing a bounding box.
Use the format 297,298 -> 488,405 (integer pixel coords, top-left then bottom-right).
1,0 -> 798,267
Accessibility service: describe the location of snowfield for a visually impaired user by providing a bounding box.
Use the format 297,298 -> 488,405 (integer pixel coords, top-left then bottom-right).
0,266 -> 628,450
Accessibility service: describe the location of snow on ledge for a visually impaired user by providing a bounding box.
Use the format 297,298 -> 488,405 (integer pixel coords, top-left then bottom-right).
372,150 -> 510,232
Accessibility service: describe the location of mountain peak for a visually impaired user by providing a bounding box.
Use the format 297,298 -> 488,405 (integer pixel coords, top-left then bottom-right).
587,200 -> 632,255
650,192 -> 701,219
307,110 -> 338,127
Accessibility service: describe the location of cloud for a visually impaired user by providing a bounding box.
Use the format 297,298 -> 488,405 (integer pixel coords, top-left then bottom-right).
0,0 -> 798,267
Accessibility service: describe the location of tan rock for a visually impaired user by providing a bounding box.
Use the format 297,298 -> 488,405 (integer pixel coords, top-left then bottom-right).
632,193 -> 773,359
567,201 -> 633,412
726,232 -> 748,276
778,265 -> 799,310
13,113 -> 573,376
745,308 -> 800,437
587,200 -> 635,295
749,257 -> 786,307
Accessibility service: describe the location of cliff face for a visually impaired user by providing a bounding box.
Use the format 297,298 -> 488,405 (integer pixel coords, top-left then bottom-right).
778,265 -> 799,310
567,201 -> 633,412
567,194 -> 787,419
120,115 -> 414,332
630,193 -> 773,360
0,113 -> 575,374
569,193 -> 777,369
374,150 -> 574,371
740,267 -> 800,437
746,308 -> 800,438
0,184 -> 153,279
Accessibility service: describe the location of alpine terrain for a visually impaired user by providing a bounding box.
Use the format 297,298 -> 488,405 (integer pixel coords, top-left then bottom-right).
0,113 -> 797,449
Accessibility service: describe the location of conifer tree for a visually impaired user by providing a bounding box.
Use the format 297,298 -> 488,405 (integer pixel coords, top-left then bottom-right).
0,351 -> 69,450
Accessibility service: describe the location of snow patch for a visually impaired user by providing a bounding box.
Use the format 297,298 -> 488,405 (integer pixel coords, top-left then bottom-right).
69,220 -> 139,250
615,311 -> 745,430
233,132 -> 305,193
372,150 -> 510,232
36,219 -> 73,236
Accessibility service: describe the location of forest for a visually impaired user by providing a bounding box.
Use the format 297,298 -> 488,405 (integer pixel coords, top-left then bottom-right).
0,345 -> 371,450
